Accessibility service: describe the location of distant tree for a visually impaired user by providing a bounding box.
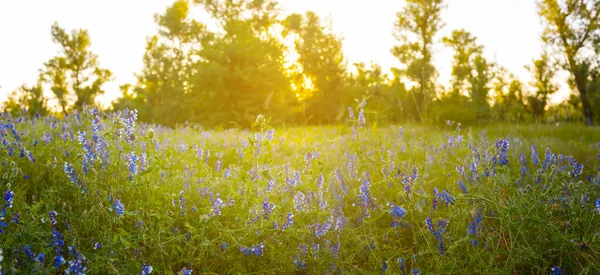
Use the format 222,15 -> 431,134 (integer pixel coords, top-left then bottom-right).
40,23 -> 112,115
492,68 -> 527,122
129,0 -> 203,125
468,55 -> 494,120
391,0 -> 445,120
283,11 -> 346,124
3,82 -> 49,117
347,62 -> 396,123
538,0 -> 600,125
525,54 -> 559,120
443,29 -> 483,98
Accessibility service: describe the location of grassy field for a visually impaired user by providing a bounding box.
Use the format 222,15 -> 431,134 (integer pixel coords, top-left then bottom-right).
0,108 -> 599,274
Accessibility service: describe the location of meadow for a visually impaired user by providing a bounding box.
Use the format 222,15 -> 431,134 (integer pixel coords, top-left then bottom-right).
0,106 -> 599,274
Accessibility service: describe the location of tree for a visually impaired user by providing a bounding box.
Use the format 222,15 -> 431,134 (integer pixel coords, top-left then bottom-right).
538,0 -> 600,125
492,68 -> 527,122
443,29 -> 483,98
391,0 -> 445,120
525,54 -> 559,120
468,55 -> 494,120
3,80 -> 49,117
40,23 -> 112,114
283,11 -> 347,124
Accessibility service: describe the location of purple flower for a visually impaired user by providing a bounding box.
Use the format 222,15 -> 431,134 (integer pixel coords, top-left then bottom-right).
495,139 -> 510,166
262,199 -> 276,220
126,152 -> 138,181
240,243 -> 265,256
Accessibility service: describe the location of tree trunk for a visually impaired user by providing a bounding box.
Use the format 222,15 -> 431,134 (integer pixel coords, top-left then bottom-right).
574,74 -> 594,126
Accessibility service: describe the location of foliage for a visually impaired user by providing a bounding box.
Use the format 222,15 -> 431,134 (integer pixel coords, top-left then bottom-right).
0,109 -> 599,274
538,0 -> 600,125
39,23 -> 112,115
391,0 -> 446,121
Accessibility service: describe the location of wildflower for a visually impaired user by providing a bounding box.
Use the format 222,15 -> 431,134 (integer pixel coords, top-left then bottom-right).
425,217 -> 449,255
569,158 -> 583,178
357,172 -> 374,217
531,145 -> 540,165
458,179 -> 467,194
595,198 -> 600,212
66,247 -> 86,275
215,160 -> 221,172
358,108 -> 366,127
397,258 -> 405,273
64,162 -> 77,183
221,242 -> 228,250
293,191 -> 306,212
139,153 -> 148,171
27,150 -> 35,163
551,266 -> 563,275
224,167 -> 231,179
411,166 -> 419,182
262,199 -> 275,220
180,267 -> 193,275
141,263 -> 153,275
389,203 -> 407,218
54,254 -> 66,267
266,129 -> 274,141
266,179 -> 275,192
126,152 -> 138,181
46,212 -> 57,229
348,107 -> 355,119
4,190 -> 14,208
495,139 -> 510,165
212,197 -> 225,216
439,190 -> 456,206
240,243 -> 264,256
125,110 -> 138,144
382,260 -> 388,273
112,199 -> 125,217
94,242 -> 102,250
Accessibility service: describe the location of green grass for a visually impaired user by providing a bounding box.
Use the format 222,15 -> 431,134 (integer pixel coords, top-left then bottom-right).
0,110 -> 599,274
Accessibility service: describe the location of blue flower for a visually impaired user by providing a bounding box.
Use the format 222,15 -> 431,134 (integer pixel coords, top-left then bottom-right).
112,199 -> 125,217
94,242 -> 102,250
4,190 -> 14,208
495,139 -> 510,165
141,262 -> 153,275
458,179 -> 468,194
48,211 -> 58,226
595,198 -> 600,212
389,203 -> 407,218
569,158 -> 583,178
125,110 -> 138,144
551,266 -> 563,275
53,254 -> 66,267
531,145 -> 540,166
66,247 -> 86,275
397,257 -> 405,272
126,152 -> 139,181
240,243 -> 265,256
382,260 -> 388,273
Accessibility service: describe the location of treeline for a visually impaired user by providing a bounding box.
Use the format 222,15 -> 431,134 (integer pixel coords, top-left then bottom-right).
3,0 -> 600,127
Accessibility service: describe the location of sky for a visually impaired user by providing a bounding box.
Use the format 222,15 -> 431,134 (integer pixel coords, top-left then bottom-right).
0,0 -> 571,107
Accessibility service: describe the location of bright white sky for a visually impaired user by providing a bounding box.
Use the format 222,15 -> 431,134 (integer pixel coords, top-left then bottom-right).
0,0 -> 570,107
